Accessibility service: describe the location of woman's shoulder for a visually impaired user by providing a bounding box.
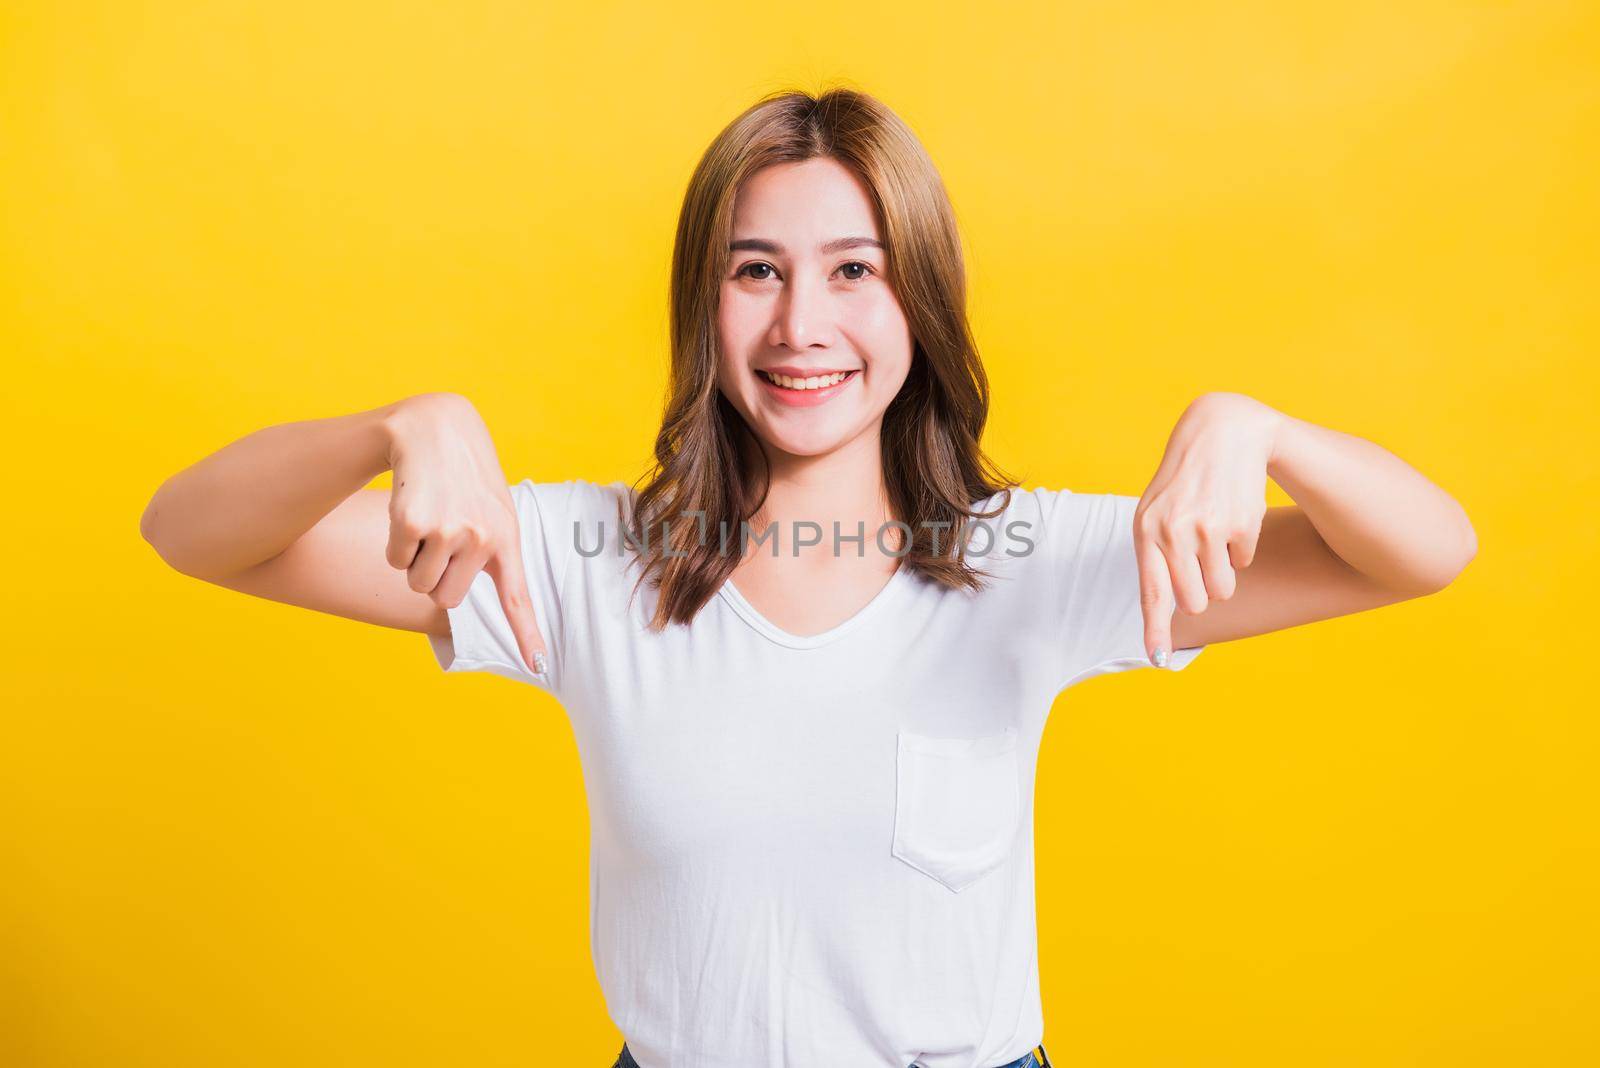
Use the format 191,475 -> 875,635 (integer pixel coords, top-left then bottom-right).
985,483 -> 1136,519
510,477 -> 637,523
971,483 -> 1142,563
969,483 -> 1064,531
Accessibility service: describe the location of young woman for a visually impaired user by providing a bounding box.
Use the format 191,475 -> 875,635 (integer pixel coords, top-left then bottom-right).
141,88 -> 1477,1068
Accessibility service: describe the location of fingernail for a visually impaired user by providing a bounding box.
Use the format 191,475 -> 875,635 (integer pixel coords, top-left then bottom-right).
532,650 -> 548,675
1151,647 -> 1169,668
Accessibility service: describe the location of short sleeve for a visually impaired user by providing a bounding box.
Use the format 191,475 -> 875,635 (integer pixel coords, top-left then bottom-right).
1037,487 -> 1206,691
427,478 -> 583,697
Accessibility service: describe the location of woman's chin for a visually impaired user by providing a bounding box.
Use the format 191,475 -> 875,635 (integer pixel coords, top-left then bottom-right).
759,426 -> 857,459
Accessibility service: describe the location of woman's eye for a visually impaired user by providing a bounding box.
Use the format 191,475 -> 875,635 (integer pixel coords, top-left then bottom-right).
738,262 -> 775,281
838,261 -> 872,281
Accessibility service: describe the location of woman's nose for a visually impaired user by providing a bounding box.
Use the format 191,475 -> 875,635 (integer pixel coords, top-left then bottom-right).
771,273 -> 834,350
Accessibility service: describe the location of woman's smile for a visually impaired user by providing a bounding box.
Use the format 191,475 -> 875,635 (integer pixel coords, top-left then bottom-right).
754,366 -> 861,407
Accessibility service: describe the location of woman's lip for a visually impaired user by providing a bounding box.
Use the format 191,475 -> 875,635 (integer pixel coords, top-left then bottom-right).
754,368 -> 859,407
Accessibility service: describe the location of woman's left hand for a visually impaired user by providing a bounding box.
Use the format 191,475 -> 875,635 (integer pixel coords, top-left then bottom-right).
1135,391 -> 1285,666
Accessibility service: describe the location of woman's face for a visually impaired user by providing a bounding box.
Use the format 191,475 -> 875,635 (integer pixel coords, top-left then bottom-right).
716,156 -> 915,460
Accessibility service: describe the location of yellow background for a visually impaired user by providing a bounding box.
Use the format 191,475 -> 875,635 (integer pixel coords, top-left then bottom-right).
4,2 -> 1595,1065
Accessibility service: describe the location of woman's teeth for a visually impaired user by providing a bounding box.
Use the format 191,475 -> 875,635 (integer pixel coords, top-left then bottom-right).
757,370 -> 854,391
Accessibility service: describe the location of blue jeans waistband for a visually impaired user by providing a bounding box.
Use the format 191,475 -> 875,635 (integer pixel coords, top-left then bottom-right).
611,1041 -> 1052,1068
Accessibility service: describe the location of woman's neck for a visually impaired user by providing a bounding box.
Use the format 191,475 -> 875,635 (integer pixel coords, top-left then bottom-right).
743,429 -> 898,559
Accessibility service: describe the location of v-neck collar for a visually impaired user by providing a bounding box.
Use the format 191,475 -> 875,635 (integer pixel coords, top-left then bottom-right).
716,562 -> 914,650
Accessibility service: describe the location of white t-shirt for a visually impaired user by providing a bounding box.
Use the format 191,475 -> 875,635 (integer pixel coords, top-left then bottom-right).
428,479 -> 1205,1068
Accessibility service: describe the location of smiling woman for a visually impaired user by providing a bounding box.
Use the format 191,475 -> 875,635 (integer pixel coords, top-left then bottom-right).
141,81 -> 1473,1068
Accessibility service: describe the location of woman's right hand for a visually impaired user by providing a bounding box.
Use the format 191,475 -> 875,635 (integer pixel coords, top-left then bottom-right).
383,393 -> 548,676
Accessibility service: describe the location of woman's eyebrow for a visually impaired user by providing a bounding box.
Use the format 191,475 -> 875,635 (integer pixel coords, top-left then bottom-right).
728,236 -> 884,254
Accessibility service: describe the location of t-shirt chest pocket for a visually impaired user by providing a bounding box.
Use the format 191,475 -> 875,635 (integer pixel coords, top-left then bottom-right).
891,726 -> 1022,893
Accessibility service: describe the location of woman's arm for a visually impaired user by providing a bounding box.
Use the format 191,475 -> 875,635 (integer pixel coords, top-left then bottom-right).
140,399 -> 401,581
1132,392 -> 1477,663
139,393 -> 550,673
1262,409 -> 1478,595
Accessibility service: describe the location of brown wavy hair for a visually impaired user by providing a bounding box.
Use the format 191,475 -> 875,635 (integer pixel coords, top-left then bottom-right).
621,85 -> 1020,631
